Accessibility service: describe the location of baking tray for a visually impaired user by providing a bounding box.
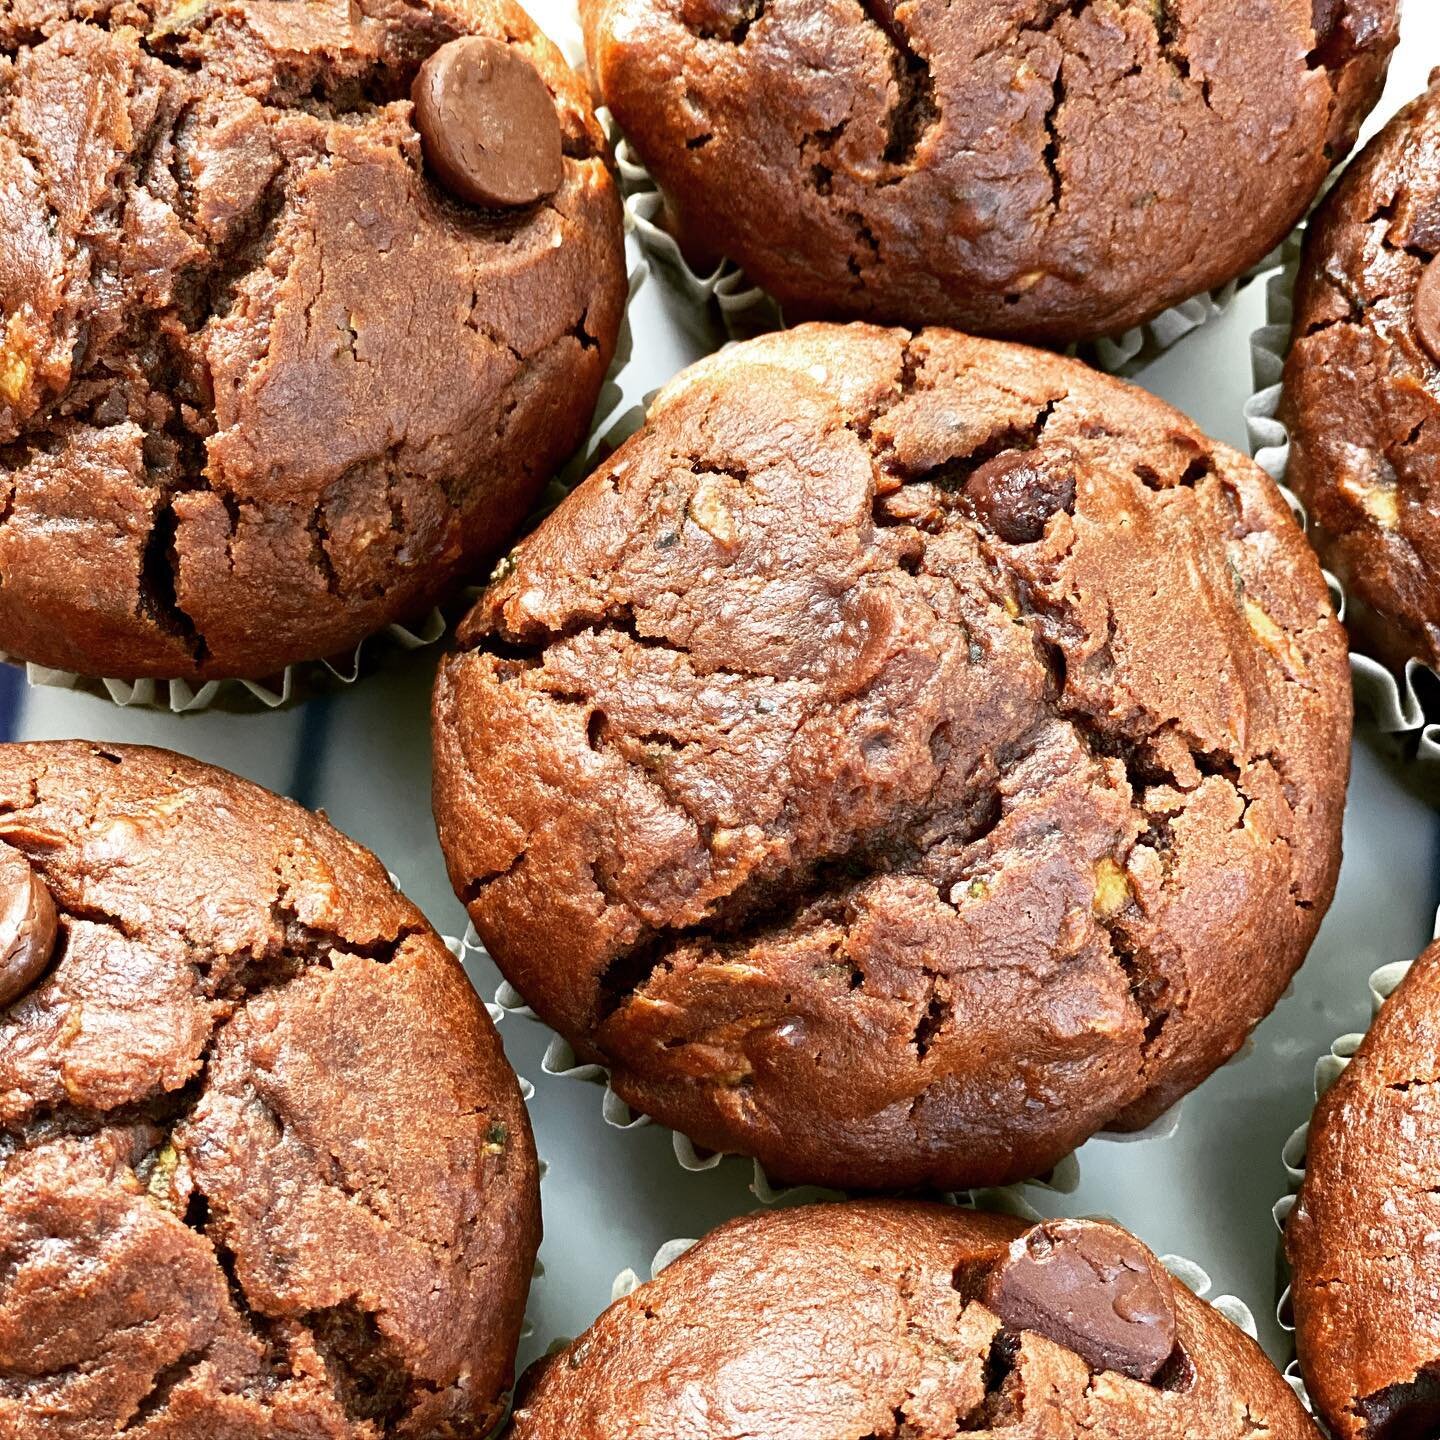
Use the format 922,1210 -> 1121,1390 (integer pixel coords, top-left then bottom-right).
2,0 -> 1437,1385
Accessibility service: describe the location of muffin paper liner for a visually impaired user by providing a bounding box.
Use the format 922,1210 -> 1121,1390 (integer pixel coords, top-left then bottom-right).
1,249 -> 649,715
0,613 -> 448,715
617,135 -> 1270,377
522,1213 -> 1258,1360
1245,233 -> 1440,759
1269,905 -> 1440,1416
492,957 -> 1218,1205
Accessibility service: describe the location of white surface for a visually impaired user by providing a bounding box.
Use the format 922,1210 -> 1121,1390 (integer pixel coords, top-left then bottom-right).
7,0 -> 1440,1378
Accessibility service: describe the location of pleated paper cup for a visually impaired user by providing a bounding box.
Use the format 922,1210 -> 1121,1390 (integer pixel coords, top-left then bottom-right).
1245,233 -> 1440,760
1270,906 -> 1440,1415
619,132 -> 1274,378
492,964 -> 1216,1207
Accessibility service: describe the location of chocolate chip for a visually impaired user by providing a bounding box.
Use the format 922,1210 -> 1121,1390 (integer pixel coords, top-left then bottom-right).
860,0 -> 898,36
412,37 -> 563,209
680,0 -> 762,41
981,1219 -> 1178,1383
1312,0 -> 1343,43
0,848 -> 58,1008
1355,1363 -> 1440,1440
1309,0 -> 1352,67
964,451 -> 1077,544
1414,257 -> 1440,366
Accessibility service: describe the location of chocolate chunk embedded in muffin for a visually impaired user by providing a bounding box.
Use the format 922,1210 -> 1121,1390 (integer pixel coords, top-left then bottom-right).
412,36 -> 565,209
509,1202 -> 1320,1439
0,0 -> 626,682
0,741 -> 539,1438
1281,75 -> 1440,673
0,846 -> 57,1008
1287,941 -> 1440,1440
581,0 -> 1396,343
980,1218 -> 1178,1384
432,322 -> 1351,1193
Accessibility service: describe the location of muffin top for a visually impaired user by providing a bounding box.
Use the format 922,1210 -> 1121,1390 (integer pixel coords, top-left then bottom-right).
0,741 -> 539,1439
0,0 -> 626,681
1281,74 -> 1440,673
510,1201 -> 1320,1439
432,322 -> 1351,1193
581,0 -> 1396,343
1287,941 -> 1440,1440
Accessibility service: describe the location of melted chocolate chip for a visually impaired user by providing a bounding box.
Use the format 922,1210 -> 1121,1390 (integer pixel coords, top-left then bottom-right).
1414,256 -> 1440,365
1309,0 -> 1357,67
981,1219 -> 1178,1383
679,0 -> 763,41
0,848 -> 58,1008
412,37 -> 564,209
1356,1363 -> 1440,1440
964,451 -> 1077,544
1312,0 -> 1344,44
860,0 -> 898,37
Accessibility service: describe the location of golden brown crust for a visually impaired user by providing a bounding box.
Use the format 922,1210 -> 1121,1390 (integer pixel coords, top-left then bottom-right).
433,322 -> 1351,1192
0,740 -> 540,1439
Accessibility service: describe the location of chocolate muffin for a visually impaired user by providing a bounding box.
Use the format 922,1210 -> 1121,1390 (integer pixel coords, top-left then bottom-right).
1281,75 -> 1440,673
1286,940 -> 1440,1440
0,0 -> 626,682
432,322 -> 1351,1193
581,0 -> 1396,344
510,1202 -> 1320,1439
0,741 -> 539,1438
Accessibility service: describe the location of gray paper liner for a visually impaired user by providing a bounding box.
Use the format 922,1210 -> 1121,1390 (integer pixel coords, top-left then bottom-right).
531,0 -> 585,68
1270,904 -> 1440,1416
617,134 -> 1265,377
0,612 -> 448,715
2,249 -> 649,715
1245,233 -> 1440,758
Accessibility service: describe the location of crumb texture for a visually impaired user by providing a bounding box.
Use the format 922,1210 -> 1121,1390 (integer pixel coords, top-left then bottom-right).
1287,941 -> 1440,1440
1281,75 -> 1440,671
0,0 -> 626,680
433,322 -> 1351,1192
509,1201 -> 1321,1439
0,741 -> 539,1439
581,0 -> 1396,342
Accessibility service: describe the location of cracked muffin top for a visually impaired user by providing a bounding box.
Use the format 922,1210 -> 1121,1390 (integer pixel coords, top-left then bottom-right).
432,322 -> 1352,1193
1280,75 -> 1440,674
0,0 -> 626,682
1287,941 -> 1440,1440
508,1201 -> 1320,1439
0,741 -> 540,1439
581,0 -> 1396,344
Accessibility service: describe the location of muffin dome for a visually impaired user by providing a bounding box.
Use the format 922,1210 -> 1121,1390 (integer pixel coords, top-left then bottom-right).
1281,74 -> 1440,672
0,741 -> 539,1438
512,1202 -> 1319,1439
433,322 -> 1350,1192
582,0 -> 1395,342
1288,941 -> 1440,1440
0,0 -> 626,680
